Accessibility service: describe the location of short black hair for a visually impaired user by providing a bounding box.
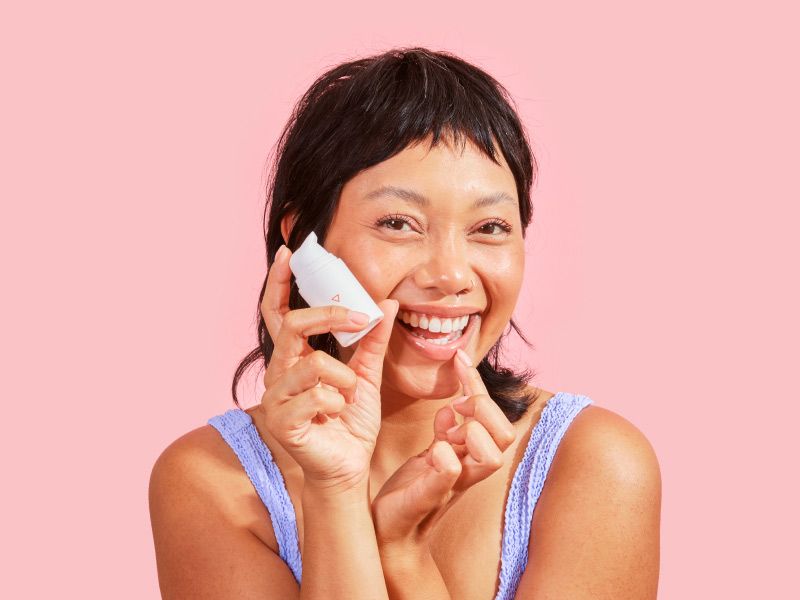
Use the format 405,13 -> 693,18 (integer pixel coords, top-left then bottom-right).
232,46 -> 542,422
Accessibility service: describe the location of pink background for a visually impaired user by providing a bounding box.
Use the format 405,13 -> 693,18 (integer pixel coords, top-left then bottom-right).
2,1 -> 797,597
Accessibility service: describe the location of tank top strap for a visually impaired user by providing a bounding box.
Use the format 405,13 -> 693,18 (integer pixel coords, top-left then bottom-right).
207,408 -> 303,584
495,391 -> 594,600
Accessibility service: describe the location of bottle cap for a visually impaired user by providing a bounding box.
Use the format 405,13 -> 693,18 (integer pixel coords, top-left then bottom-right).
289,232 -> 330,278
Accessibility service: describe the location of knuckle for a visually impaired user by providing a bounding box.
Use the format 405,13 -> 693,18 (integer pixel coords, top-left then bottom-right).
443,462 -> 462,477
308,350 -> 328,370
283,310 -> 299,330
500,427 -> 516,446
344,366 -> 358,387
486,451 -> 504,470
308,386 -> 326,403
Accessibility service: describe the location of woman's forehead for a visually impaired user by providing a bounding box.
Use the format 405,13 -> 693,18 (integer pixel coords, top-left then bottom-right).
343,136 -> 515,203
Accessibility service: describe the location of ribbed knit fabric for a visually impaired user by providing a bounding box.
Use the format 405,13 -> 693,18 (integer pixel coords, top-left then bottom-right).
207,409 -> 303,584
208,391 -> 593,597
494,391 -> 593,599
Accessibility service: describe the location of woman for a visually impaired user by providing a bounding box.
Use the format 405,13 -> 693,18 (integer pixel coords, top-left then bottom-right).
149,47 -> 661,599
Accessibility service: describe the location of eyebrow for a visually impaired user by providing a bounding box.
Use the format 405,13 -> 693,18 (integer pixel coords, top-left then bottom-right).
362,185 -> 516,209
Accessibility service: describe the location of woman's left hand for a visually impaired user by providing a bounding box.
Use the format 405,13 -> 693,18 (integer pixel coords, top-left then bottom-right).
370,349 -> 518,549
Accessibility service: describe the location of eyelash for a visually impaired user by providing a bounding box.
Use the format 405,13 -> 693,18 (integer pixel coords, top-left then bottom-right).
375,214 -> 513,235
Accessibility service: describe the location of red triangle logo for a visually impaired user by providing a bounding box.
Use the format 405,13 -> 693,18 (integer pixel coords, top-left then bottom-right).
331,294 -> 340,302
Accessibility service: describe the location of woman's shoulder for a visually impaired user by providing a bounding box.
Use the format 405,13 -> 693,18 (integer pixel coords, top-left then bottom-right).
148,420 -> 274,540
150,422 -> 235,487
555,399 -> 660,479
149,422 -> 303,595
524,385 -> 658,471
516,396 -> 662,595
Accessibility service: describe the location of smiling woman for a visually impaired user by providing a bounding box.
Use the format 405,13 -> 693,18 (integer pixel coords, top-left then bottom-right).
149,46 -> 661,600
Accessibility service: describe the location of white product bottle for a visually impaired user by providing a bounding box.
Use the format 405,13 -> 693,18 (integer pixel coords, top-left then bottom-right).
288,231 -> 385,347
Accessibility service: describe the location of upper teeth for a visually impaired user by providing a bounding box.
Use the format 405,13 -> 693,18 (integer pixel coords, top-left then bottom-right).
398,311 -> 471,333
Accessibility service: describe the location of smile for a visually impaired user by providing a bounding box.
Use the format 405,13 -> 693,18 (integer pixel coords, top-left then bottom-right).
393,308 -> 482,360
396,310 -> 473,344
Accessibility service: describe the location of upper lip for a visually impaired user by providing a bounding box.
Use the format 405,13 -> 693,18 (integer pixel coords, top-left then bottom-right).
396,304 -> 483,319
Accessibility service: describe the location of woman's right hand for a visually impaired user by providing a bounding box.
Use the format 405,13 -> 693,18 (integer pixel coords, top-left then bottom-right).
371,350 -> 517,549
257,244 -> 399,494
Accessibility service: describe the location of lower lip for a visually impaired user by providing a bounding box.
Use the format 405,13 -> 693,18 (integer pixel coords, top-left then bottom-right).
394,313 -> 481,361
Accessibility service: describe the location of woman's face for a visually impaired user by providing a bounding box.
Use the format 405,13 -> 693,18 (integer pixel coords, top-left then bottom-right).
320,133 -> 525,398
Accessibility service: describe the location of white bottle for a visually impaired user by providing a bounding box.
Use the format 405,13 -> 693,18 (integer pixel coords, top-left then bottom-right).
288,231 -> 385,347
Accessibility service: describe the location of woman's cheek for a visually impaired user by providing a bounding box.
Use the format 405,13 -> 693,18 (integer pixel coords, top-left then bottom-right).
345,247 -> 407,299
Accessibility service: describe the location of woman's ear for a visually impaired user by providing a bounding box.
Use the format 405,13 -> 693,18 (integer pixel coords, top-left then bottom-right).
280,212 -> 296,245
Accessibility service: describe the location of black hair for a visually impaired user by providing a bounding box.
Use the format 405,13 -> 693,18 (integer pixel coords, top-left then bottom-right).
231,46 -> 542,422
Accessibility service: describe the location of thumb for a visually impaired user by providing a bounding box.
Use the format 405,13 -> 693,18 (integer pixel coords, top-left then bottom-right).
348,299 -> 399,386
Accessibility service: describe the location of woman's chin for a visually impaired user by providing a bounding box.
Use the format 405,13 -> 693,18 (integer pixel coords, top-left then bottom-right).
381,363 -> 460,400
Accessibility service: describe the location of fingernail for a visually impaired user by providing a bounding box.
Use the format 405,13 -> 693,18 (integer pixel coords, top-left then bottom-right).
276,245 -> 288,261
456,348 -> 473,367
347,310 -> 369,325
453,395 -> 469,406
446,424 -> 459,434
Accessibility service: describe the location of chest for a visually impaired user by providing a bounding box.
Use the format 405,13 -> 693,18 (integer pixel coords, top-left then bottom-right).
244,461 -> 516,600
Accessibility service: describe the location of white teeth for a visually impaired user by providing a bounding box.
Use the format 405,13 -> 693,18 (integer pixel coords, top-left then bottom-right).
397,310 -> 474,333
410,328 -> 463,344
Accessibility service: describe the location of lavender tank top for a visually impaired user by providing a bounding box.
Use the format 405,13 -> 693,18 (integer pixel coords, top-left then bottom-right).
208,391 -> 593,599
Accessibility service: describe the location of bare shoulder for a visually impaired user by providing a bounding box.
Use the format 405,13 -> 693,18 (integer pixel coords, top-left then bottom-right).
516,403 -> 662,599
558,403 -> 662,482
149,424 -> 251,523
149,424 -> 299,599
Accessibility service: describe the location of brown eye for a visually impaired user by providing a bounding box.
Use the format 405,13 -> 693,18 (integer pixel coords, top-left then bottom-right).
477,220 -> 512,235
384,219 -> 408,230
376,214 -> 415,232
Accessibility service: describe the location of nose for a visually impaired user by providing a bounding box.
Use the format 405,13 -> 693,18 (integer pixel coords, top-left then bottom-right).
412,236 -> 474,297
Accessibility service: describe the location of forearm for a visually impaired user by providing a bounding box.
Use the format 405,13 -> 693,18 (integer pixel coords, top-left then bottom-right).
379,543 -> 451,600
300,481 -> 389,600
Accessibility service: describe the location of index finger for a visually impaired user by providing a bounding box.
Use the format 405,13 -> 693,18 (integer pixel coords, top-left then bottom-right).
272,304 -> 371,366
453,348 -> 489,398
261,245 -> 292,341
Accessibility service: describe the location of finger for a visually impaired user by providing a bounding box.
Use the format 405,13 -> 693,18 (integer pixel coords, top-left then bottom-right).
453,348 -> 489,398
445,420 -> 504,471
407,442 -> 463,537
451,394 -> 516,451
347,299 -> 398,385
272,385 -> 347,432
272,350 -> 358,405
433,403 -> 458,441
424,440 -> 462,483
271,305 -> 372,369
261,245 -> 292,342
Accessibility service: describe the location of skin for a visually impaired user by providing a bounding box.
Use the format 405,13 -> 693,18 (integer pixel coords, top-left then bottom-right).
149,131 -> 662,599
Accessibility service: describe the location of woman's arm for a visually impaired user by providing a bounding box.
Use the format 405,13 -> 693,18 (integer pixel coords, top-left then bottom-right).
149,431 -> 302,599
149,430 -> 391,600
515,406 -> 662,599
301,480 -> 390,600
378,541 -> 451,600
